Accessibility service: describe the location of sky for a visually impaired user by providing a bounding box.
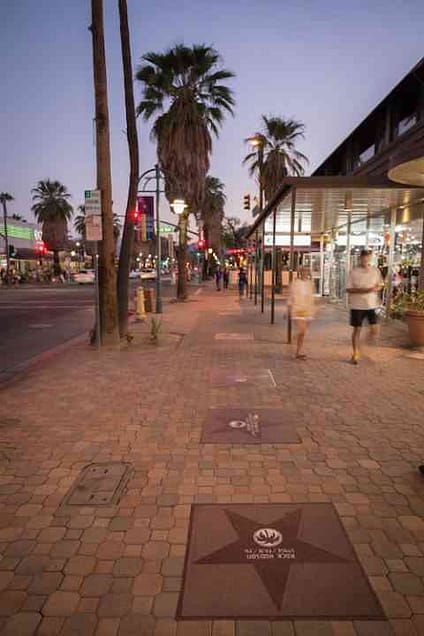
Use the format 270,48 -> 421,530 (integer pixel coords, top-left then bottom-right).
1,0 -> 424,234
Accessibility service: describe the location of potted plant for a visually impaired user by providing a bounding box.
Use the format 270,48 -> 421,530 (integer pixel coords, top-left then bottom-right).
392,290 -> 424,346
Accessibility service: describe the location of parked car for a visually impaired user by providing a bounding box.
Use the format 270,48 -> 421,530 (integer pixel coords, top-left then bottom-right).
73,269 -> 95,284
139,269 -> 157,280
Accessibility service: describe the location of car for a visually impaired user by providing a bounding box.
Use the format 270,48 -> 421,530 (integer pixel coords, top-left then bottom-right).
129,270 -> 140,279
73,269 -> 95,284
139,269 -> 157,280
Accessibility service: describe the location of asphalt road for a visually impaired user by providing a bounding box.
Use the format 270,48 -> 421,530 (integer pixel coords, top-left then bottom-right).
0,279 -> 192,378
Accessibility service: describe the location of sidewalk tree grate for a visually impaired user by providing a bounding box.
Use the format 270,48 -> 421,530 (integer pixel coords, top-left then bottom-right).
177,503 -> 385,620
214,333 -> 254,341
209,368 -> 276,388
201,408 -> 299,444
63,462 -> 132,506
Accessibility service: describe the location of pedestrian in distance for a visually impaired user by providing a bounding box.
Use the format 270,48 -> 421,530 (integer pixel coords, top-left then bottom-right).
223,267 -> 230,290
215,266 -> 222,291
288,266 -> 315,359
238,267 -> 248,298
346,249 -> 383,365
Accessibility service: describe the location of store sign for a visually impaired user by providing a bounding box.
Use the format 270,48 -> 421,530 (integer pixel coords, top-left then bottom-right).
264,234 -> 311,247
7,225 -> 34,241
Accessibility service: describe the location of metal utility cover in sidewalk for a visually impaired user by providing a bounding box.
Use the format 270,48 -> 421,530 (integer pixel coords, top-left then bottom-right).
201,408 -> 299,444
63,462 -> 132,506
209,368 -> 276,388
177,503 -> 385,620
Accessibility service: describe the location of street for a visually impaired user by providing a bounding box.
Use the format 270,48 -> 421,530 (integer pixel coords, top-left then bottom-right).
0,280 -> 196,377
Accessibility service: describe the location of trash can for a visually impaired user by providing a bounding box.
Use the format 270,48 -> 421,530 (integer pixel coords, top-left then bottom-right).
143,287 -> 155,313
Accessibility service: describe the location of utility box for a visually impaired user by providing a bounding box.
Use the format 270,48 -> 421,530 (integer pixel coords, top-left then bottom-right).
144,287 -> 155,313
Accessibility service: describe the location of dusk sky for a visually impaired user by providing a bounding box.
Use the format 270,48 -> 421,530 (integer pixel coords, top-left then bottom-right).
2,0 -> 423,233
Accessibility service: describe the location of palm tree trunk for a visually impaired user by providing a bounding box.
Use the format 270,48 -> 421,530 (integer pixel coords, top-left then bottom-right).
177,212 -> 188,300
53,250 -> 61,276
90,0 -> 119,345
117,0 -> 139,338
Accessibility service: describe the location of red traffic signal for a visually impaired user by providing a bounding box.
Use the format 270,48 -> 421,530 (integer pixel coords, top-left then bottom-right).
132,209 -> 140,224
197,239 -> 206,250
36,241 -> 46,255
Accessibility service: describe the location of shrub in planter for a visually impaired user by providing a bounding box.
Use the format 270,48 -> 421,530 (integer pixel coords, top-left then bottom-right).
391,290 -> 424,347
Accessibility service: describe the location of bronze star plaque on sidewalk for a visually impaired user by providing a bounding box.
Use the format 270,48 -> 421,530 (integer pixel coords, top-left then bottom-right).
177,504 -> 385,620
201,408 -> 300,444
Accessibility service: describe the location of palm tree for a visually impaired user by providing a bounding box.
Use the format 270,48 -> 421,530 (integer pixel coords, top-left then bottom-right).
243,116 -> 308,203
0,192 -> 14,284
31,180 -> 73,274
200,176 -> 226,260
136,43 -> 235,299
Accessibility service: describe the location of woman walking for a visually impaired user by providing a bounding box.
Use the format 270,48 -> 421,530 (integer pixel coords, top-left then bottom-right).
288,267 -> 315,359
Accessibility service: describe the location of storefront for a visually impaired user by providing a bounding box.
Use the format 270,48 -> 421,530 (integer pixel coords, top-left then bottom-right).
0,219 -> 46,281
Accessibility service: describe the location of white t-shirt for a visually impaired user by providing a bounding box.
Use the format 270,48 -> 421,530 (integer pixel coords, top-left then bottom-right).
347,266 -> 383,310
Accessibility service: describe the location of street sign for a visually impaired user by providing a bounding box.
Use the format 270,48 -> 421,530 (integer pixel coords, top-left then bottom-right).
84,189 -> 101,216
159,223 -> 175,234
86,215 -> 103,242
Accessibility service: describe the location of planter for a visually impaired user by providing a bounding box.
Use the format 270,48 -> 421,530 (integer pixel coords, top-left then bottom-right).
405,310 -> 424,347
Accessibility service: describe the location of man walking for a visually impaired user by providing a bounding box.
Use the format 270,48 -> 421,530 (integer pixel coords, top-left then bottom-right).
346,249 -> 383,365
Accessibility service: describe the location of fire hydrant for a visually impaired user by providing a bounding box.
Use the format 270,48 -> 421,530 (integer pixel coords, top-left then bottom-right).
136,286 -> 146,321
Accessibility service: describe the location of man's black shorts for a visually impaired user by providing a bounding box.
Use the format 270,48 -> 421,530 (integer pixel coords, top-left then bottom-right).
350,309 -> 378,327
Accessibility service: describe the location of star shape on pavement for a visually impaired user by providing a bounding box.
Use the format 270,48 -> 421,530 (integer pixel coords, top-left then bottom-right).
195,508 -> 350,610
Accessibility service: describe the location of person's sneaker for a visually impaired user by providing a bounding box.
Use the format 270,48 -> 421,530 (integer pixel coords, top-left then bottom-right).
350,355 -> 359,365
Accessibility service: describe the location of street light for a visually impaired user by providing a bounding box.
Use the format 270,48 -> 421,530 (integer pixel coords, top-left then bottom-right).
170,199 -> 187,215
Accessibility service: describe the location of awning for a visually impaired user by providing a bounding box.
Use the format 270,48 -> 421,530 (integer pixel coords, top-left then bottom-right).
247,176 -> 424,239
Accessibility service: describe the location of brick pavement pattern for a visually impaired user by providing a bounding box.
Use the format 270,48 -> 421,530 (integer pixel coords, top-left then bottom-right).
0,284 -> 423,635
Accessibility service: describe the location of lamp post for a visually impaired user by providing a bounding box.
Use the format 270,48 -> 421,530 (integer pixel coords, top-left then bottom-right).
248,136 -> 265,312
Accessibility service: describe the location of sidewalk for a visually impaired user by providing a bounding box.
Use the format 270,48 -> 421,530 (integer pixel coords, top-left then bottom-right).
0,284 -> 423,635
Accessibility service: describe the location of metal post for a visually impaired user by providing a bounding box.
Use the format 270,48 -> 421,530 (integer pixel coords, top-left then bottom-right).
155,163 -> 162,313
319,233 -> 324,296
271,207 -> 277,324
1,199 -> 10,285
94,241 -> 101,349
419,211 -> 424,290
384,207 -> 397,319
260,224 -> 265,313
254,230 -> 258,305
287,188 -> 296,344
249,245 -> 253,299
345,209 -> 351,308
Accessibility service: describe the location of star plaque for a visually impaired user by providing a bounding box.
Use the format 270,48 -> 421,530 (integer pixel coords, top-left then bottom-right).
177,504 -> 385,620
201,408 -> 300,444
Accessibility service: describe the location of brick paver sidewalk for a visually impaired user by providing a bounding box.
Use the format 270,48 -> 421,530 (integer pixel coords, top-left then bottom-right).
0,285 -> 423,635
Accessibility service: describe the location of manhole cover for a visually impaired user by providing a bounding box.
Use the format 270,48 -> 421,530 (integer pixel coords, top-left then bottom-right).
63,462 -> 132,506
201,408 -> 300,444
214,333 -> 254,341
177,503 -> 385,620
210,368 -> 276,388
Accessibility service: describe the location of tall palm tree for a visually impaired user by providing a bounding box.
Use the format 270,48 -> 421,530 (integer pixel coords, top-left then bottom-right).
31,180 -> 73,274
200,176 -> 226,255
136,43 -> 235,299
243,116 -> 308,203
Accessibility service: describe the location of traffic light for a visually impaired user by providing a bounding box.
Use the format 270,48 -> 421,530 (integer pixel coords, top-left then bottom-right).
8,245 -> 16,257
197,239 -> 206,250
132,209 -> 140,224
243,194 -> 251,210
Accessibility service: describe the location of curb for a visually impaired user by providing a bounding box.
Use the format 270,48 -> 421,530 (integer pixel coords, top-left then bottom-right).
0,332 -> 89,389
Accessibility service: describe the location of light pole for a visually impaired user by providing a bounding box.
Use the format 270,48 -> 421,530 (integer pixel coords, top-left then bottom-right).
248,137 -> 265,311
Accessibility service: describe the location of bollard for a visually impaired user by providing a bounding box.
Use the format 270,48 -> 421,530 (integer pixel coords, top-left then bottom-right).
136,286 -> 146,321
